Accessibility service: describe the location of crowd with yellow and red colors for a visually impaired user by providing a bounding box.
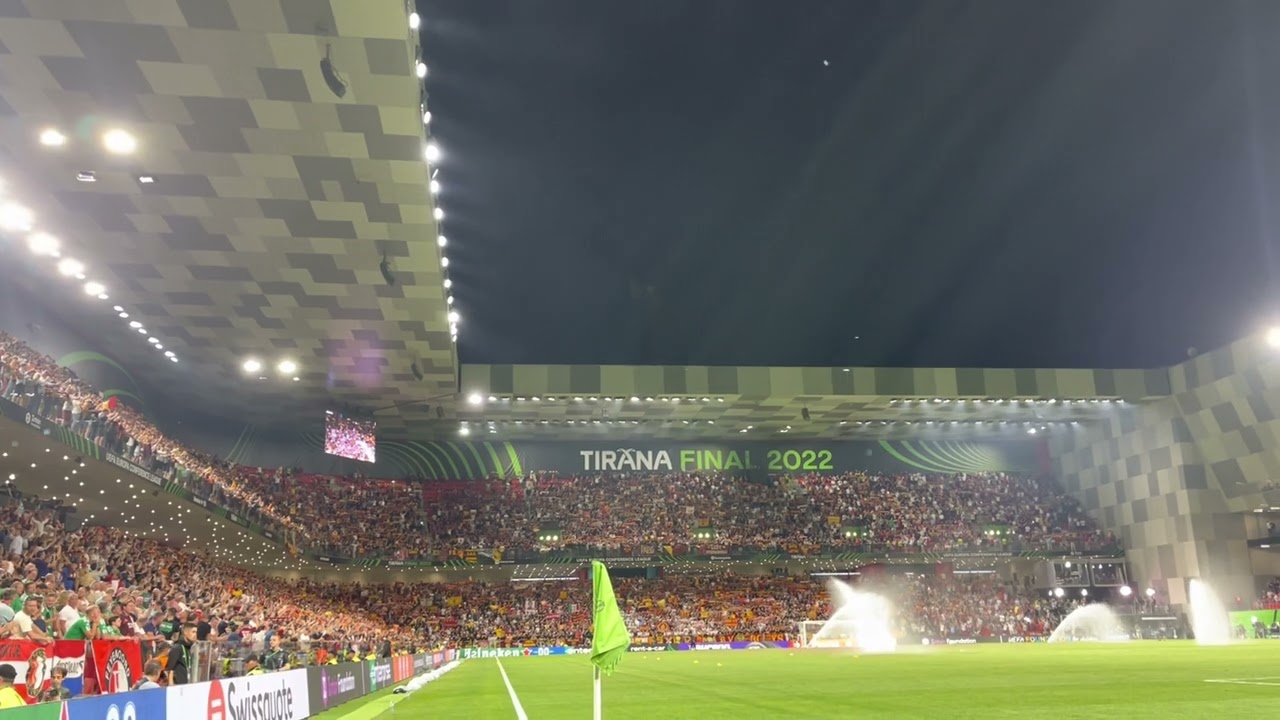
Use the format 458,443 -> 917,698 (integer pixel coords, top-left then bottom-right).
0,486 -> 1087,654
0,330 -> 1113,563
0,328 -> 1139,665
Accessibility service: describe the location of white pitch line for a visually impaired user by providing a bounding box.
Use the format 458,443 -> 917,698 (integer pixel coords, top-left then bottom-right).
1204,677 -> 1280,686
496,658 -> 530,720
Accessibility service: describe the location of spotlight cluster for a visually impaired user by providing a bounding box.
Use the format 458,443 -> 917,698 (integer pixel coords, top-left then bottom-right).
410,9 -> 460,344
2,127 -> 180,364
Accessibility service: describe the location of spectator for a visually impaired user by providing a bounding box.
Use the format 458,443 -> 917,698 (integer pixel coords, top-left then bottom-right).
166,623 -> 197,685
36,667 -> 72,703
0,665 -> 24,709
131,660 -> 163,691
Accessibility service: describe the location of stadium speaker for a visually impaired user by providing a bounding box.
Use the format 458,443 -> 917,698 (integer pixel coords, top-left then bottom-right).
801,406 -> 811,422
320,45 -> 347,99
379,256 -> 396,286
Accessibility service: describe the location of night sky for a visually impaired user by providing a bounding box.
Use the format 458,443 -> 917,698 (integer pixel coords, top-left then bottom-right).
419,0 -> 1280,370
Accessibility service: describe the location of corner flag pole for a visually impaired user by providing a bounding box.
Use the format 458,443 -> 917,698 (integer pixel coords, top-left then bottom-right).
590,560 -> 630,720
593,665 -> 602,720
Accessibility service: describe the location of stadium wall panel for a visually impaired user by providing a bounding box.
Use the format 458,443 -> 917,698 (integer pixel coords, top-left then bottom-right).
1049,333 -> 1280,606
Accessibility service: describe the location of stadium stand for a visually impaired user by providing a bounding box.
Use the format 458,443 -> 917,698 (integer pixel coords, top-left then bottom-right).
1,331 -> 1115,559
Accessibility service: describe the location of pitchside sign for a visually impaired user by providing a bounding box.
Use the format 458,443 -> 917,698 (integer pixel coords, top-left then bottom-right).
164,668 -> 310,720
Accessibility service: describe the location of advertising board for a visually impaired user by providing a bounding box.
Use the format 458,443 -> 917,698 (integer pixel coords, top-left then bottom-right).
164,668 -> 309,720
65,688 -> 167,720
306,662 -> 366,713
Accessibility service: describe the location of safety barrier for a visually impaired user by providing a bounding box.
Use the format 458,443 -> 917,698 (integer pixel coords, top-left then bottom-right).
0,650 -> 458,719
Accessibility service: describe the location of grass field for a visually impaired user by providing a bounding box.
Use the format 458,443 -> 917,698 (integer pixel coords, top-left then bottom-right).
313,642 -> 1280,719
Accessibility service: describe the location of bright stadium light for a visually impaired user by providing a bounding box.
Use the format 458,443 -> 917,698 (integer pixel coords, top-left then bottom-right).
424,142 -> 440,163
277,359 -> 297,375
83,281 -> 105,296
437,235 -> 447,247
458,425 -> 471,437
467,393 -> 483,406
1145,588 -> 1155,598
416,61 -> 428,79
0,203 -> 34,232
448,310 -> 460,324
242,358 -> 262,373
1053,587 -> 1064,598
433,207 -> 444,221
1267,327 -> 1280,348
1119,586 -> 1133,597
409,12 -> 420,29
39,128 -> 67,147
102,128 -> 137,155
430,179 -> 441,194
57,258 -> 84,277
27,232 -> 59,256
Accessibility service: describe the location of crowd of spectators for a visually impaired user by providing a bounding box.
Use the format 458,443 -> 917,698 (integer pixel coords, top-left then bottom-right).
0,486 -> 1106,657
0,331 -> 1114,561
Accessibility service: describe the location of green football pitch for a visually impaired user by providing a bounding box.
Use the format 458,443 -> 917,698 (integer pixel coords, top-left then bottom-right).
313,642 -> 1280,719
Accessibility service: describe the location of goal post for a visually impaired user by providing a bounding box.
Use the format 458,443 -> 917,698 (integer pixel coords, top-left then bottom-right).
797,619 -> 899,652
797,620 -> 856,648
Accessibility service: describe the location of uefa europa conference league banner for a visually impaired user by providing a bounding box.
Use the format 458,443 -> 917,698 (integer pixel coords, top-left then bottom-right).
0,651 -> 457,720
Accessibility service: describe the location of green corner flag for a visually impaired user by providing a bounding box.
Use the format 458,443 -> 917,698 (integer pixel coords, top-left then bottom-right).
590,561 -> 631,675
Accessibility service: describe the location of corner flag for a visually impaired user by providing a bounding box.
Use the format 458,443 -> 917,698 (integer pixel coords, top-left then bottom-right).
590,561 -> 630,675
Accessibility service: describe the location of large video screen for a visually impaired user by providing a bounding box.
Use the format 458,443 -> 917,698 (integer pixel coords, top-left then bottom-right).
324,411 -> 377,463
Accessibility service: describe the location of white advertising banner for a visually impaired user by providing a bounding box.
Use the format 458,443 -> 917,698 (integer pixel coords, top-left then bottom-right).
165,669 -> 310,720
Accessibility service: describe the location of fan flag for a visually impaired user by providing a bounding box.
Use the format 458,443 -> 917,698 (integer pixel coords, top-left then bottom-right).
590,561 -> 631,675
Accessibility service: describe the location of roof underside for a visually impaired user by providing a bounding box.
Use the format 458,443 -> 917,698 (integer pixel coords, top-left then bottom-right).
0,0 -> 455,436
453,363 -> 1173,439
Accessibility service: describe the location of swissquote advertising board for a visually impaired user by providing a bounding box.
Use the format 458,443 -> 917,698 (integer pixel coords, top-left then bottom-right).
165,668 -> 310,720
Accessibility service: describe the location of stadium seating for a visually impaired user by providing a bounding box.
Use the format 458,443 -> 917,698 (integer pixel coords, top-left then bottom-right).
0,331 -> 1114,560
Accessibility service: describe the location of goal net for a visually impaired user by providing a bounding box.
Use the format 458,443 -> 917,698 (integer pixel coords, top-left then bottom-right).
797,618 -> 898,652
797,620 -> 858,649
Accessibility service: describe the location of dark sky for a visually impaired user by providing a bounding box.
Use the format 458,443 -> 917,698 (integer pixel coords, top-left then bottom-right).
418,0 -> 1280,370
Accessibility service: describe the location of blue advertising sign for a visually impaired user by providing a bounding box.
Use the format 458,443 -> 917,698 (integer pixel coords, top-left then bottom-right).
65,688 -> 166,720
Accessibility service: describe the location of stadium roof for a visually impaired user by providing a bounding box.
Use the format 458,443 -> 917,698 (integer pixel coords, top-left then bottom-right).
453,362 -> 1171,439
0,0 -> 455,437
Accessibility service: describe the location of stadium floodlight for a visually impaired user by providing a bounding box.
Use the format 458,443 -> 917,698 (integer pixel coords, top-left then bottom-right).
433,207 -> 444,221
425,142 -> 441,163
416,61 -> 428,78
242,358 -> 263,373
1080,589 -> 1088,597
277,359 -> 298,375
430,179 -> 441,195
39,128 -> 67,147
1053,587 -> 1064,598
27,232 -> 59,256
1267,327 -> 1280,348
57,258 -> 84,277
103,128 -> 137,155
467,393 -> 483,406
458,425 -> 471,437
409,12 -> 420,29
1119,586 -> 1133,597
437,235 -> 447,247
0,203 -> 34,232
82,281 -> 105,296
448,310 -> 460,324
1145,588 -> 1155,598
